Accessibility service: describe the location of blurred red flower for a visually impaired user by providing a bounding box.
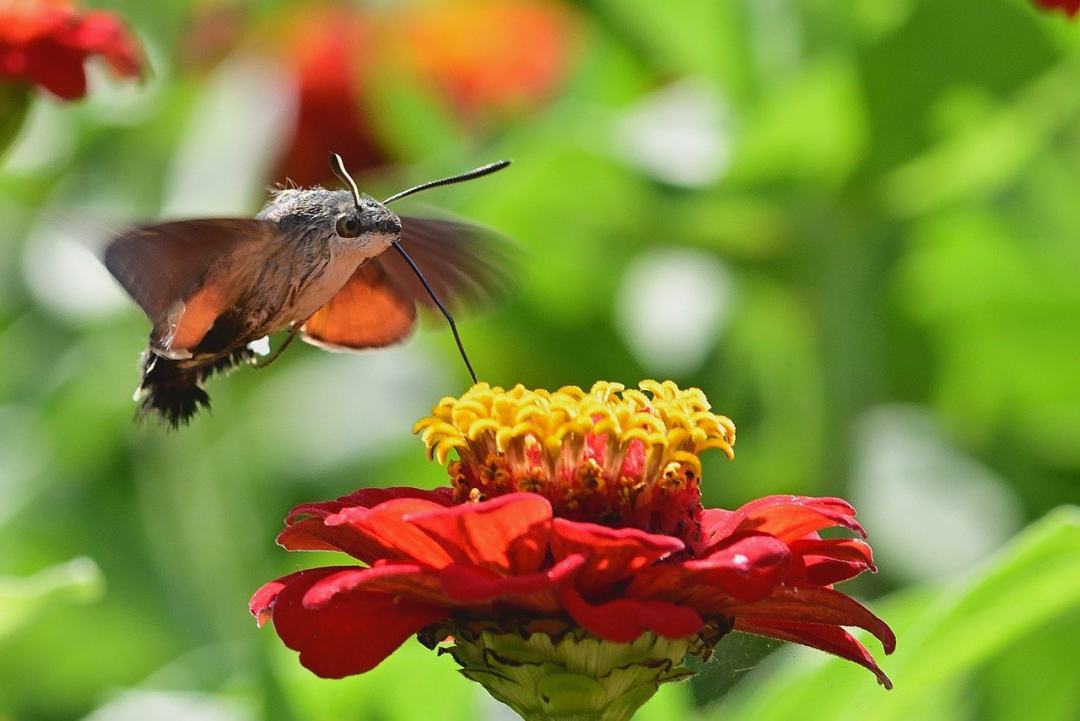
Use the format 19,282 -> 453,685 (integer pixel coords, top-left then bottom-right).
0,0 -> 142,100
267,0 -> 576,186
252,382 -> 894,690
270,4 -> 387,187
1035,0 -> 1080,16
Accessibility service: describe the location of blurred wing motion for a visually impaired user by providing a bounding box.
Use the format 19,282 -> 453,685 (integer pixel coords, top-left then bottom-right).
382,216 -> 516,312
301,262 -> 417,350
299,216 -> 516,352
103,219 -> 277,355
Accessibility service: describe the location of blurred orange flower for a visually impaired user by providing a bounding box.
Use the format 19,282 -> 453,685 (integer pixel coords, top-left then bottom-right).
0,0 -> 142,100
404,0 -> 576,119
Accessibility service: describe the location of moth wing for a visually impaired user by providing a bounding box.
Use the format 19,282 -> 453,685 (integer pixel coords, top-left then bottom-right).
300,260 -> 418,351
104,219 -> 278,354
379,216 -> 517,313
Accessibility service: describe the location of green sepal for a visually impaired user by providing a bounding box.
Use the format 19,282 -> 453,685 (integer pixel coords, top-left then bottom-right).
436,622 -> 698,721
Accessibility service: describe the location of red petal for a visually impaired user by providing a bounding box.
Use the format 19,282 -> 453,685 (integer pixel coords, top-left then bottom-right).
23,40 -> 87,99
0,6 -> 144,100
258,567 -> 448,678
279,488 -> 453,564
558,585 -> 703,643
249,566 -> 349,625
1035,0 -> 1080,18
250,569 -> 331,627
324,498 -> 457,567
629,534 -> 789,603
286,486 -> 453,524
406,493 -> 553,574
699,496 -> 865,553
787,538 -> 876,586
617,439 -> 646,479
735,618 -> 893,689
440,553 -> 584,604
302,563 -> 445,608
276,518 -> 366,555
583,431 -> 607,462
550,518 -> 683,592
696,508 -> 737,551
727,586 -> 896,654
71,12 -> 142,78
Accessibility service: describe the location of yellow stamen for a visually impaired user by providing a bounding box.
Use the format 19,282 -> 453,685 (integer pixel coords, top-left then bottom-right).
414,381 -> 735,467
414,381 -> 735,539
575,458 -> 606,494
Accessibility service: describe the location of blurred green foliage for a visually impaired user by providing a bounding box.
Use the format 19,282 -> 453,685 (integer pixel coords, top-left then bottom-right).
0,1 -> 1078,720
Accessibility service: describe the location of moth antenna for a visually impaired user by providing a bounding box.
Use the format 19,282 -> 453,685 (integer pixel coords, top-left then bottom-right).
391,242 -> 478,384
383,160 -> 511,205
328,152 -> 363,211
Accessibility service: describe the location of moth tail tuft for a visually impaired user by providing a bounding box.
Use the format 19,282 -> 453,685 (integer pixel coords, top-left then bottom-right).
134,347 -> 257,429
136,354 -> 210,428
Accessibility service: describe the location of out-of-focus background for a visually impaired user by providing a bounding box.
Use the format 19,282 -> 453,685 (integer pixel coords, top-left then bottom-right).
1,1 -> 1078,720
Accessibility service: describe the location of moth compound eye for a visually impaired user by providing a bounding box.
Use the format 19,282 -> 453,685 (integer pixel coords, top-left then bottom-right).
335,215 -> 362,238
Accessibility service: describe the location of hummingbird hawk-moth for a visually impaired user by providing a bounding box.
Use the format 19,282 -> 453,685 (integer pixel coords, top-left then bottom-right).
104,153 -> 512,427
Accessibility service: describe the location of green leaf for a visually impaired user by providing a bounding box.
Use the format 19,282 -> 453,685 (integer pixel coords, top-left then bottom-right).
895,208 -> 1080,469
367,68 -> 465,163
633,682 -> 695,721
0,557 -> 105,642
587,0 -> 747,90
880,58 -> 1080,217
729,56 -> 867,187
0,84 -> 29,159
979,612 -> 1080,721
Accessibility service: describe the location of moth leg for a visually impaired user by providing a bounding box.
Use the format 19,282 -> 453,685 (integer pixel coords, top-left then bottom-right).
253,325 -> 301,370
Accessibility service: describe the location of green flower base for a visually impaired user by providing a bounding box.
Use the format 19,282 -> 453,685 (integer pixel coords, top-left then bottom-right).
426,620 -> 715,721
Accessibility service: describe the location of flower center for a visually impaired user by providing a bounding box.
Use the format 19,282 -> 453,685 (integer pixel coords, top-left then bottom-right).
414,380 -> 735,542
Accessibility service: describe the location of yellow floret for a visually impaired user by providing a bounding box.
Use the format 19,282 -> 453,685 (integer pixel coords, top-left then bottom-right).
413,380 -> 735,467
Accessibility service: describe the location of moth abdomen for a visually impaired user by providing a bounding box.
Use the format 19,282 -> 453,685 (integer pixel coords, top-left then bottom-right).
137,346 -> 257,427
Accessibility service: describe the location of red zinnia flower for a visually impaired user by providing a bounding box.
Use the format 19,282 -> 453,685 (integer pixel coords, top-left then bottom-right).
252,381 -> 894,720
1034,0 -> 1080,16
0,0 -> 142,100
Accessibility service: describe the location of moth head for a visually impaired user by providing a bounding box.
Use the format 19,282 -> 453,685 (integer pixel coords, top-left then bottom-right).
330,196 -> 400,258
326,154 -> 402,253
260,187 -> 400,253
